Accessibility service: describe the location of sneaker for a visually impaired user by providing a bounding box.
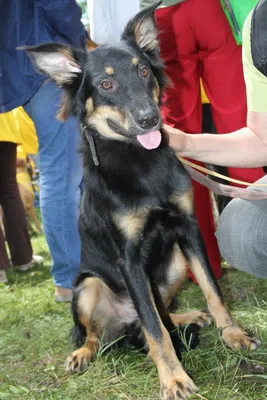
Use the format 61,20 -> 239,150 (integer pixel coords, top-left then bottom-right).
0,270 -> 8,283
55,286 -> 73,303
17,255 -> 44,272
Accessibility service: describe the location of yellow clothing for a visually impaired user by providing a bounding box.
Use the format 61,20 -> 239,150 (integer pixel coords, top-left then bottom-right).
0,107 -> 38,154
200,80 -> 209,104
0,109 -> 20,143
242,11 -> 267,112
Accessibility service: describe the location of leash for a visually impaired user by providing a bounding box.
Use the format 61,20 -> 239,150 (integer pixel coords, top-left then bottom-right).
178,157 -> 267,200
81,125 -> 99,166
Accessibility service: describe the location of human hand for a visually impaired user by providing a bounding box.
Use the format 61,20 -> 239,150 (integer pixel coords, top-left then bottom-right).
162,124 -> 187,153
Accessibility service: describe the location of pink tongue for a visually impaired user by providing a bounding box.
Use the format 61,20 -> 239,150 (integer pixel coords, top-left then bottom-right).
136,130 -> 162,150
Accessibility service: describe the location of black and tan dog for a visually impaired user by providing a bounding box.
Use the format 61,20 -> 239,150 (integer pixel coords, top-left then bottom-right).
24,3 -> 260,399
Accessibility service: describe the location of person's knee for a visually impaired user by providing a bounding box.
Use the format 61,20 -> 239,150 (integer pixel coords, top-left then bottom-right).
216,198 -> 267,279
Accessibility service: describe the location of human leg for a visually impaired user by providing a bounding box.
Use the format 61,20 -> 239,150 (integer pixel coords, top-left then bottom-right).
158,3 -> 221,278
24,82 -> 83,290
0,142 -> 33,269
216,175 -> 267,278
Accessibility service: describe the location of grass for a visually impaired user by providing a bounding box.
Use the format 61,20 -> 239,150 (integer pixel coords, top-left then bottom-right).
1,233 -> 267,400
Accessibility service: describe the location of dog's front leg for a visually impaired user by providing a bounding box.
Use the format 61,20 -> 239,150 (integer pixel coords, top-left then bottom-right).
121,241 -> 198,400
176,215 -> 260,352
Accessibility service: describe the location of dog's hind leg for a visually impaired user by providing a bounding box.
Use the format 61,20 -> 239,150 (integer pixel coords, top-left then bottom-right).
66,277 -> 101,372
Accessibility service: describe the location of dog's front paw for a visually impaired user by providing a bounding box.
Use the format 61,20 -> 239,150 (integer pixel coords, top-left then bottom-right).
161,374 -> 198,400
65,347 -> 92,372
222,326 -> 260,351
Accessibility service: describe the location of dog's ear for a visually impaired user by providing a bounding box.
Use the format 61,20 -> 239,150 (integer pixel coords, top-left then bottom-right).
121,1 -> 162,53
20,43 -> 83,86
20,43 -> 86,121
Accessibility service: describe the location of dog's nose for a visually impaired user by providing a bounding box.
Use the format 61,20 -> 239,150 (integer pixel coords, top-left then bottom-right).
136,110 -> 159,130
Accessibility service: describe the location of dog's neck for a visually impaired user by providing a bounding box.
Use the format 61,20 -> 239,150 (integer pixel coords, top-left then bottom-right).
81,123 -> 169,169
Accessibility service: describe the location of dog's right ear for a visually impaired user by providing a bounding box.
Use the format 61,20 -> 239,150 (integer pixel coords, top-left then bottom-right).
19,43 -> 83,87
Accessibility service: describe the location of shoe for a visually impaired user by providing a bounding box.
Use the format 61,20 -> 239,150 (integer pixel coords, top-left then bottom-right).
16,255 -> 44,272
0,270 -> 8,283
55,286 -> 73,303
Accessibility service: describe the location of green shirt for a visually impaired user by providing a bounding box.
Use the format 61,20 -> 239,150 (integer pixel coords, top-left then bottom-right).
140,0 -> 183,9
242,11 -> 267,112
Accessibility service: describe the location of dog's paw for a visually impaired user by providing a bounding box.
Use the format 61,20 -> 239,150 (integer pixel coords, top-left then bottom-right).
171,310 -> 212,328
186,310 -> 212,328
161,374 -> 198,400
222,326 -> 260,351
65,347 -> 92,372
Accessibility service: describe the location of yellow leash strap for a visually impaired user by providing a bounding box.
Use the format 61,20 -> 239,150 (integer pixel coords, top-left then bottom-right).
178,157 -> 267,187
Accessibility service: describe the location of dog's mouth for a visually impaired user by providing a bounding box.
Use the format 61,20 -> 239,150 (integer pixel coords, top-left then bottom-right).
107,118 -> 162,150
136,130 -> 162,150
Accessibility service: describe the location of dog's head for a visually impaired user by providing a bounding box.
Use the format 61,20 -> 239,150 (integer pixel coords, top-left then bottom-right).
23,2 -> 167,150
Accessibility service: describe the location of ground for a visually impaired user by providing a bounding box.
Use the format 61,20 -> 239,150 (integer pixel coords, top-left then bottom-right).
1,234 -> 267,400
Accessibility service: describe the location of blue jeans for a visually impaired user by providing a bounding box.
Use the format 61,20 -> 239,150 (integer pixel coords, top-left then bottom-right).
24,82 -> 82,289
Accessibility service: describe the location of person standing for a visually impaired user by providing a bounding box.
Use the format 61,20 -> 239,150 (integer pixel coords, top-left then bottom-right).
141,0 -> 264,280
0,110 -> 43,284
0,0 -> 86,301
163,0 -> 267,279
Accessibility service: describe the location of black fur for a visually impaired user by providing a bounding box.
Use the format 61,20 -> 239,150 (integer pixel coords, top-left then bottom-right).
24,1 -> 223,388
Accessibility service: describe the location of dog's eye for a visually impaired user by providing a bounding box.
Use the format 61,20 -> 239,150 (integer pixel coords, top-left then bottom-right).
140,67 -> 149,78
101,80 -> 113,90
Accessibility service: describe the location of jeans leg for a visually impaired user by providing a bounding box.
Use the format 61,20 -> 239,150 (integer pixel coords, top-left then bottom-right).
24,82 -> 82,288
216,175 -> 267,279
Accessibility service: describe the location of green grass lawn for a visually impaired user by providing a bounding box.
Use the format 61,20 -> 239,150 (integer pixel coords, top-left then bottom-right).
1,234 -> 267,400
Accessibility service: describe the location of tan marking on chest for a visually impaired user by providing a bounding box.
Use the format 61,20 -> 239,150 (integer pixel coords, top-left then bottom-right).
169,189 -> 194,215
113,209 -> 149,240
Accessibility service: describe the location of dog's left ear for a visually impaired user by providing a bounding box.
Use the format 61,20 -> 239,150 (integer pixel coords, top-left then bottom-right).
121,1 -> 162,53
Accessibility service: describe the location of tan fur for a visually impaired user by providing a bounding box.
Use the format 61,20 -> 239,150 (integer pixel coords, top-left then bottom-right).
57,92 -> 72,121
113,209 -> 149,240
170,311 -> 212,327
16,165 -> 42,233
159,244 -> 187,307
188,256 -> 259,350
169,189 -> 194,215
86,38 -> 98,52
153,79 -> 160,103
85,97 -> 94,117
88,106 -> 128,141
105,66 -> 114,75
132,57 -> 139,65
144,320 -> 197,399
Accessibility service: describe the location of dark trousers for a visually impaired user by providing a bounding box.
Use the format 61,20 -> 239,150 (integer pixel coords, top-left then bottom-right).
0,142 -> 32,269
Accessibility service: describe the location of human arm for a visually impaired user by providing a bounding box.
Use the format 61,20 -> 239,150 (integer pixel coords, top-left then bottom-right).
164,111 -> 267,168
36,0 -> 86,47
165,4 -> 267,168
